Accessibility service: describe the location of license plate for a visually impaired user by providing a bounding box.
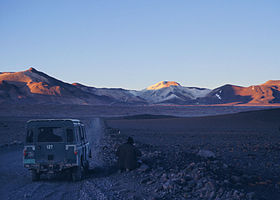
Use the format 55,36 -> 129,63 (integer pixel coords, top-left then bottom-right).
24,159 -> 35,164
46,144 -> 54,149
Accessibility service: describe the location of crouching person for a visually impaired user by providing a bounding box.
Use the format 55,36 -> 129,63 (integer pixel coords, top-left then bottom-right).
116,137 -> 142,172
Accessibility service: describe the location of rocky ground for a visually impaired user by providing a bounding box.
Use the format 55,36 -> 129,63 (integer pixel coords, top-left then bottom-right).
105,109 -> 280,200
100,126 -> 258,200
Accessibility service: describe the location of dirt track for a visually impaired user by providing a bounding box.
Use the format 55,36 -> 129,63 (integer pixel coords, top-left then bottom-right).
0,118 -> 165,200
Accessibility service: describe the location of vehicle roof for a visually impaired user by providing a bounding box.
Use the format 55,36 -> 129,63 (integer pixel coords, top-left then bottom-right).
27,119 -> 81,124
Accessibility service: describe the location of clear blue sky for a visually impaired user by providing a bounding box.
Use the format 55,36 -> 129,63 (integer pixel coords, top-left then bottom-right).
1,0 -> 279,90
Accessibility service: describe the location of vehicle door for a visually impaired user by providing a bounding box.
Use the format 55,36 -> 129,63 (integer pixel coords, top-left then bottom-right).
65,127 -> 77,164
35,126 -> 66,164
79,125 -> 87,161
82,125 -> 90,160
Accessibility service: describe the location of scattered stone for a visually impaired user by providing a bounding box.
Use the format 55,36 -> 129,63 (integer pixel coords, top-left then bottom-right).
105,127 -> 255,200
197,150 -> 216,159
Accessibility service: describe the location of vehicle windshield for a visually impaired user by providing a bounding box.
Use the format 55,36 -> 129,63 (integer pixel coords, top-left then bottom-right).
37,127 -> 64,142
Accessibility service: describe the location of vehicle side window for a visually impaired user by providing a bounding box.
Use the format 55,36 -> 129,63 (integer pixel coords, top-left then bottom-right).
26,129 -> 33,143
79,126 -> 84,141
75,127 -> 80,142
82,126 -> 87,141
66,128 -> 74,143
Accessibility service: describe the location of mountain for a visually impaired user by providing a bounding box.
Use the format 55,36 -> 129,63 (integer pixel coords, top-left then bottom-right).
0,68 -> 280,105
203,81 -> 280,105
0,68 -> 114,105
72,83 -> 146,104
135,81 -> 211,104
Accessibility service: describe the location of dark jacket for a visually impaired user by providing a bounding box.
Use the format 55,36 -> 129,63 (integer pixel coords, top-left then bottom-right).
116,143 -> 142,170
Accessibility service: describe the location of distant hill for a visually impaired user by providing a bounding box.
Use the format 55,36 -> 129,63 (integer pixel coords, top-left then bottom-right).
0,68 -> 280,106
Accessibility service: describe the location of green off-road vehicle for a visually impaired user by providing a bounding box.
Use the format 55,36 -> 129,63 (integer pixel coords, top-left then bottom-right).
23,119 -> 91,181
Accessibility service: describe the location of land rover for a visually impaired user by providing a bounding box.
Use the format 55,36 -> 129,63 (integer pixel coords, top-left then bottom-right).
23,119 -> 91,181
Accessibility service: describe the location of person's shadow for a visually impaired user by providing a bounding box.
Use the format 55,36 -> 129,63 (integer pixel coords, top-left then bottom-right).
87,165 -> 118,179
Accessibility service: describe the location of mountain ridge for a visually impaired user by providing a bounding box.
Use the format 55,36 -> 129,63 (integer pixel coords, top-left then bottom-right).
1,68 -> 280,105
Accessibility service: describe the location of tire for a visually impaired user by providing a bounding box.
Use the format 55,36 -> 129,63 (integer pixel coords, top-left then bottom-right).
83,160 -> 89,174
31,170 -> 40,181
81,156 -> 89,175
71,165 -> 83,182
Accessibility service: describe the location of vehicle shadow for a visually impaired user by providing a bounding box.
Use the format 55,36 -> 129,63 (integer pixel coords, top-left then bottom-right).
34,165 -> 118,182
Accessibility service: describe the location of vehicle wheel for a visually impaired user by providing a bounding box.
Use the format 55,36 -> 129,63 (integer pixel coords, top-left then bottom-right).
81,157 -> 89,175
71,166 -> 83,182
31,170 -> 40,181
83,160 -> 89,174
65,169 -> 73,181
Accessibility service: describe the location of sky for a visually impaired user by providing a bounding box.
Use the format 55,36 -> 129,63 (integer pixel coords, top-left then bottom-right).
0,0 -> 279,90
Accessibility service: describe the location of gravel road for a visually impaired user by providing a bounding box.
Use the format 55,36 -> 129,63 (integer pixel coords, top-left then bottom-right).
0,117 -> 167,200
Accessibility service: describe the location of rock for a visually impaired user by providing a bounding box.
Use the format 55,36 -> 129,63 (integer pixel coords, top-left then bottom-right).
197,150 -> 216,159
162,180 -> 172,190
146,180 -> 154,185
247,192 -> 255,200
161,173 -> 168,181
137,163 -> 150,172
140,178 -> 150,184
231,175 -> 241,184
233,190 -> 239,197
223,179 -> 230,185
184,175 -> 193,182
187,162 -> 196,170
209,191 -> 215,199
188,180 -> 196,188
183,186 -> 191,192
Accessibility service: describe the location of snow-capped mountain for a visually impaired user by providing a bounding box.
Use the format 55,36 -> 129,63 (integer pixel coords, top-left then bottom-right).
134,81 -> 211,104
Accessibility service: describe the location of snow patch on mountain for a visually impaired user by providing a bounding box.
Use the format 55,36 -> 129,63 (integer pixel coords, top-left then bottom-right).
133,81 -> 211,104
147,81 -> 180,90
215,94 -> 222,100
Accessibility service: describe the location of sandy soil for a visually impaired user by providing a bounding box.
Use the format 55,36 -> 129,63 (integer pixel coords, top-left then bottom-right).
0,104 -> 275,118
